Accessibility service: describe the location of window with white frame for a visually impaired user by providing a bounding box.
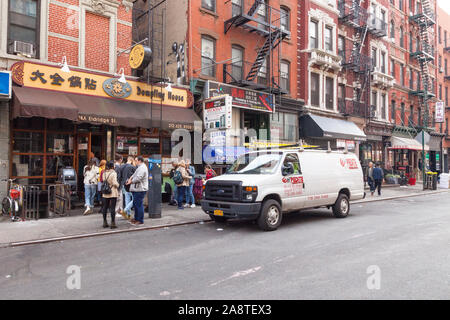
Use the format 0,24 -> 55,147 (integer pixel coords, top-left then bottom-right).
309,20 -> 319,49
325,77 -> 334,110
311,73 -> 320,107
325,26 -> 333,51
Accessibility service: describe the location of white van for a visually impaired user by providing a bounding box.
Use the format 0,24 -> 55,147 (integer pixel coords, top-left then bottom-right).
201,149 -> 365,231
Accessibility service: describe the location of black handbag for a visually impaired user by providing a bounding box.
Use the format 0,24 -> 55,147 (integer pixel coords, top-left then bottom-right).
101,172 -> 112,195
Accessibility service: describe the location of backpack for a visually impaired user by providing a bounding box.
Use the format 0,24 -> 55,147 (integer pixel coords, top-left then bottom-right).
173,169 -> 183,185
101,172 -> 112,195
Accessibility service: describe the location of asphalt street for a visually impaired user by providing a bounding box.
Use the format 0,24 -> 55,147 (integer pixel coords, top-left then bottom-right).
0,192 -> 449,300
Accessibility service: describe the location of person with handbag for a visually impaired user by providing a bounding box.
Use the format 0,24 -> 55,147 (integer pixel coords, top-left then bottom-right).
100,161 -> 120,229
83,158 -> 98,215
120,156 -> 136,220
174,160 -> 192,210
126,156 -> 148,226
184,159 -> 196,208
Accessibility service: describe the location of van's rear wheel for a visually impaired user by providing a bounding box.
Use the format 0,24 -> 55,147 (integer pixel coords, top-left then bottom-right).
257,200 -> 282,231
333,193 -> 350,218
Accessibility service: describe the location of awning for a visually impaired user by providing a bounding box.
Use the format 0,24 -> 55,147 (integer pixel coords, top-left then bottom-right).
12,87 -> 200,130
13,86 -> 78,120
299,114 -> 367,141
415,131 -> 442,152
389,136 -> 429,151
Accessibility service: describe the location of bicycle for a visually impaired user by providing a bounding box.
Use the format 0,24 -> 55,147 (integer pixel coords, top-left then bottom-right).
1,178 -> 23,222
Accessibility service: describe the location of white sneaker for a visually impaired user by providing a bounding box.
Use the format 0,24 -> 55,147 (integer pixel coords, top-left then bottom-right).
83,207 -> 91,215
190,204 -> 196,208
184,203 -> 190,208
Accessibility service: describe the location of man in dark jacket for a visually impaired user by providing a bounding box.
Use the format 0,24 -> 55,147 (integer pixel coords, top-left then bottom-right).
120,156 -> 136,219
372,163 -> 384,196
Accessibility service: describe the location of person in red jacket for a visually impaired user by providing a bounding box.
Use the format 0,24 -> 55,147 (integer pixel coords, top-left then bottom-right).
205,165 -> 217,180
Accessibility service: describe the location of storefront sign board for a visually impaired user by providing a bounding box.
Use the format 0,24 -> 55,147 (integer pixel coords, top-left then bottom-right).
11,62 -> 193,108
206,81 -> 275,113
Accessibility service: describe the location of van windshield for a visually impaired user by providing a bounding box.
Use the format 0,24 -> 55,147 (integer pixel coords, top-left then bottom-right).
227,152 -> 282,175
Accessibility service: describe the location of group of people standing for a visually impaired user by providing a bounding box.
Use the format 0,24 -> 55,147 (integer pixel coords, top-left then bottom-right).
169,162 -> 217,210
83,154 -> 148,228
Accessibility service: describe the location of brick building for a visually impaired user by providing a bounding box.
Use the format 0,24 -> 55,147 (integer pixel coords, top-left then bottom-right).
138,0 -> 304,172
0,0 -> 195,205
436,3 -> 450,173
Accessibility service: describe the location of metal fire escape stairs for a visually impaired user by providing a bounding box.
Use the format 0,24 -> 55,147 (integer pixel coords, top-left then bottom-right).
224,0 -> 290,94
409,0 -> 436,129
339,0 -> 373,118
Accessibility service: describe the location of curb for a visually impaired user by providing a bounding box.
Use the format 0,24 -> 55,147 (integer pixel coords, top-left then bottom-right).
0,219 -> 213,249
352,189 -> 449,204
1,190 -> 448,248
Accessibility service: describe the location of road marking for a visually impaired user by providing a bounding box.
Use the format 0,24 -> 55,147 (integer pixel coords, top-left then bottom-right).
210,266 -> 262,286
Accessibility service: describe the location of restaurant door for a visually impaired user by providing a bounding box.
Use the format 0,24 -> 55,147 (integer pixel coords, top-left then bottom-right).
76,132 -> 105,193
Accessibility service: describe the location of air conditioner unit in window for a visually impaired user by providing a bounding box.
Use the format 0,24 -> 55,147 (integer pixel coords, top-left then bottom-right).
440,68 -> 444,73
10,41 -> 35,58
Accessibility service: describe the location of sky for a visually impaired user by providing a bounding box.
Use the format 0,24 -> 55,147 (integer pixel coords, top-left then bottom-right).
438,0 -> 450,15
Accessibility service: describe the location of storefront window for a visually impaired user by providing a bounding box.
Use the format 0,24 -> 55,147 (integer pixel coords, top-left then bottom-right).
162,136 -> 173,156
13,117 -> 45,130
13,131 -> 44,153
116,135 -> 138,156
46,134 -> 74,154
140,137 -> 160,156
12,154 -> 44,177
46,155 -> 74,176
270,112 -> 298,142
47,119 -> 74,132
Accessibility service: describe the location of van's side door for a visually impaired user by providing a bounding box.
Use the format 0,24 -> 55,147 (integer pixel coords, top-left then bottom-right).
281,153 -> 306,211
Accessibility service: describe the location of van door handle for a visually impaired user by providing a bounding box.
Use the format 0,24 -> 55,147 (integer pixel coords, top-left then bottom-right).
303,183 -> 305,189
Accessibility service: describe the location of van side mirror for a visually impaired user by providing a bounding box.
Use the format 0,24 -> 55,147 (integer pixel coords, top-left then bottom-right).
282,163 -> 295,176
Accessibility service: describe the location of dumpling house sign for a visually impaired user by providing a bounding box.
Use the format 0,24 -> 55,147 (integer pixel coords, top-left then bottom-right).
10,61 -> 193,108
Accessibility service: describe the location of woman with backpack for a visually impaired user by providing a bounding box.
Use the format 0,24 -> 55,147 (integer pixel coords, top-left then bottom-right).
173,160 -> 192,210
83,159 -> 99,215
100,161 -> 120,229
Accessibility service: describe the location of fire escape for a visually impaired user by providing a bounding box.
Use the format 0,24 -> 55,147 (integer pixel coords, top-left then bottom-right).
338,0 -> 386,119
409,0 -> 436,129
223,0 -> 290,95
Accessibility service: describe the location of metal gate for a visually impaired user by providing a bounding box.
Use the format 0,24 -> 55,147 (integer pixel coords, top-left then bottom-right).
48,184 -> 71,217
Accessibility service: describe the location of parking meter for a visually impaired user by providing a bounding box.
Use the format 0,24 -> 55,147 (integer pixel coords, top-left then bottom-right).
148,155 -> 162,218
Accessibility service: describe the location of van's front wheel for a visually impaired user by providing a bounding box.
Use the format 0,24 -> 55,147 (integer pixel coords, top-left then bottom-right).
257,200 -> 282,231
333,193 -> 350,218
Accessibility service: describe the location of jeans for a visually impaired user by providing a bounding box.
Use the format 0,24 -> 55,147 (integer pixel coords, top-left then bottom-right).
84,184 -> 96,208
170,184 -> 178,204
185,184 -> 195,205
132,191 -> 146,223
374,179 -> 382,195
177,186 -> 187,209
123,187 -> 133,215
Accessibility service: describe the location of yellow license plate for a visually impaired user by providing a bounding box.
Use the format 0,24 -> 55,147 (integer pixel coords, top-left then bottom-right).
214,210 -> 224,216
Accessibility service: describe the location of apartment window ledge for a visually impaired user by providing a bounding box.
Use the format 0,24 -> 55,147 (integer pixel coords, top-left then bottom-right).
199,7 -> 219,18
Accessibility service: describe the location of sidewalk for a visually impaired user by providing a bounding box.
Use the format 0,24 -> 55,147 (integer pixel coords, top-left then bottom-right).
0,186 -> 448,247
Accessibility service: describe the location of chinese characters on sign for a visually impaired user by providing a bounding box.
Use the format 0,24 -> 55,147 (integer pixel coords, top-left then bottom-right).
30,70 -> 97,90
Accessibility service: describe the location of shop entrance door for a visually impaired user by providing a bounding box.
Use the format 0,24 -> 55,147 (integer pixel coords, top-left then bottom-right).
76,133 -> 105,194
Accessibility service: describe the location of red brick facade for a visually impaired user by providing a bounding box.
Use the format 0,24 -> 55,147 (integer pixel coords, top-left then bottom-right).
187,0 -> 298,100
437,4 -> 450,165
46,0 -> 132,74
